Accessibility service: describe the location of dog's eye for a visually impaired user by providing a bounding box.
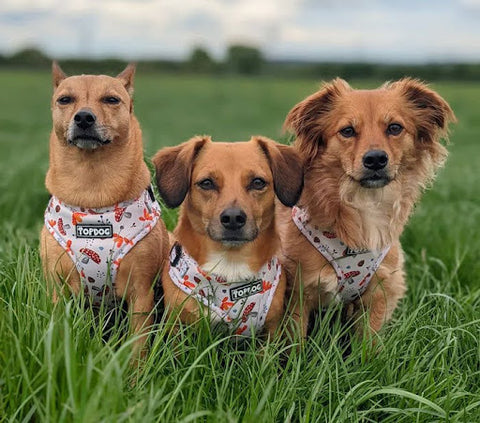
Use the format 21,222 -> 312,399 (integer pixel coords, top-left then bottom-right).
57,96 -> 73,105
339,126 -> 356,138
197,178 -> 216,190
387,123 -> 403,136
249,178 -> 266,190
102,96 -> 120,105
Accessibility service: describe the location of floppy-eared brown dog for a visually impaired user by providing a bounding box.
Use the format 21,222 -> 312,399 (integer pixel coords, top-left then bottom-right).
279,78 -> 455,340
152,136 -> 303,337
40,63 -> 169,357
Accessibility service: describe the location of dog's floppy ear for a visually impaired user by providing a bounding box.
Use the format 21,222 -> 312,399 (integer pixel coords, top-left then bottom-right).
388,78 -> 456,144
117,63 -> 136,97
284,78 -> 350,165
255,136 -> 304,207
52,61 -> 66,90
152,136 -> 210,208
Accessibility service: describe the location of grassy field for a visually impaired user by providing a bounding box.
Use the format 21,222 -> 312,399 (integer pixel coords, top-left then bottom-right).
0,70 -> 479,422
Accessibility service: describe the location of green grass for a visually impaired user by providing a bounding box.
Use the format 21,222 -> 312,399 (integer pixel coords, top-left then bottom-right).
0,70 -> 479,422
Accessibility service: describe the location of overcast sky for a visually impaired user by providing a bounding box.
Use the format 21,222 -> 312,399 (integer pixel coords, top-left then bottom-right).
1,0 -> 480,63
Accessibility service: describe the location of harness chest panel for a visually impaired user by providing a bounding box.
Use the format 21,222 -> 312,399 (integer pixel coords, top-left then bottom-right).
292,206 -> 390,303
168,244 -> 282,336
44,188 -> 161,306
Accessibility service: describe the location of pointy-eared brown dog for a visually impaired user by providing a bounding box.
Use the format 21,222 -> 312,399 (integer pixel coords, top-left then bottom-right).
40,62 -> 169,357
152,136 -> 303,337
279,78 -> 456,340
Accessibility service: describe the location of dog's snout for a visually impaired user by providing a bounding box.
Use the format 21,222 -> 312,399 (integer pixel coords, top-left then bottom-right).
74,109 -> 96,130
220,207 -> 247,231
362,150 -> 388,171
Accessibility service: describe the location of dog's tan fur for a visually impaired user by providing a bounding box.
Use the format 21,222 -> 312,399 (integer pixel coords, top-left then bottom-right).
40,63 -> 169,356
152,136 -> 303,337
279,78 -> 456,338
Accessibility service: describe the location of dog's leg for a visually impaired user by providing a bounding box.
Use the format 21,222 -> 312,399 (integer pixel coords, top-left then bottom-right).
354,271 -> 406,337
127,284 -> 155,363
287,301 -> 310,341
263,273 -> 287,339
263,303 -> 282,340
178,299 -> 204,325
40,227 -> 81,302
283,266 -> 311,348
281,285 -> 311,355
115,259 -> 156,364
162,274 -> 204,328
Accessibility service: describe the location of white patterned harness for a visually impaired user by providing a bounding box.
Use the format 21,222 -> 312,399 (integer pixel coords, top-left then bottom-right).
168,243 -> 282,336
44,188 -> 161,306
291,206 -> 390,302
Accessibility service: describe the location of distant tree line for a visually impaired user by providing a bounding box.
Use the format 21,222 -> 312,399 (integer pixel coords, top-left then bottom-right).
2,46 -> 480,81
0,45 -> 264,75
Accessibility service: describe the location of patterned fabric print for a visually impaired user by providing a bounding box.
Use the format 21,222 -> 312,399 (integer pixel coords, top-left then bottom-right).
291,206 -> 390,303
168,243 -> 282,336
44,188 -> 161,306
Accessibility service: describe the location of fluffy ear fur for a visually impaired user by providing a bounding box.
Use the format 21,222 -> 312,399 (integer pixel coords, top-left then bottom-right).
117,63 -> 136,97
283,78 -> 350,165
255,136 -> 304,207
152,136 -> 210,208
52,61 -> 67,90
386,78 -> 456,144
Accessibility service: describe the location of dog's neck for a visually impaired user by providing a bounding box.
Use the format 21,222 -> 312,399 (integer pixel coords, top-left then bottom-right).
46,117 -> 150,208
174,212 -> 279,282
300,157 -> 422,250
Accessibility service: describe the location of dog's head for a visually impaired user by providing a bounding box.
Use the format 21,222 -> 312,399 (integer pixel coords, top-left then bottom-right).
51,62 -> 135,150
152,136 -> 303,247
284,78 -> 456,190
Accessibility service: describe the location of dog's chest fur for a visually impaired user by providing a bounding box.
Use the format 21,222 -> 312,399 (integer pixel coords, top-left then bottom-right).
202,251 -> 256,282
355,204 -> 394,250
342,183 -> 402,250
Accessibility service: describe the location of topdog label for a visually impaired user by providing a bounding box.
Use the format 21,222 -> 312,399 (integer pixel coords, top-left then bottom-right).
229,279 -> 263,301
344,246 -> 369,256
76,224 -> 113,239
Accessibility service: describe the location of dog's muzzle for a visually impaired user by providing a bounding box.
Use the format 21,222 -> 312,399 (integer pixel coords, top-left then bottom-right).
67,108 -> 111,150
207,207 -> 258,246
360,150 -> 391,188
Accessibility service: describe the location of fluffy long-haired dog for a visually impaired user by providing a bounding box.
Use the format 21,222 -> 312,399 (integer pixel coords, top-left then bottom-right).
40,63 -> 169,357
279,78 -> 456,339
152,136 -> 303,337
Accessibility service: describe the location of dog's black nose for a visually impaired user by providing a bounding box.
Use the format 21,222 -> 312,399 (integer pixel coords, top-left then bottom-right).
220,208 -> 247,230
74,109 -> 96,130
363,150 -> 388,170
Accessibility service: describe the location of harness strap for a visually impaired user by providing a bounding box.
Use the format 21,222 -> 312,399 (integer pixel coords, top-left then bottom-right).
291,206 -> 390,302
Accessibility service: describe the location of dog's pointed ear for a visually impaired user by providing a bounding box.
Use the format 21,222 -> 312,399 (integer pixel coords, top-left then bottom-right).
152,136 -> 210,208
283,78 -> 350,166
117,63 -> 136,97
52,61 -> 67,90
387,78 -> 456,143
255,136 -> 304,207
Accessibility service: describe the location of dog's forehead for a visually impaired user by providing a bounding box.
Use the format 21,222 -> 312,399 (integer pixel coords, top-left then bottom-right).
343,88 -> 393,105
336,88 -> 405,118
55,75 -> 126,95
194,141 -> 270,173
